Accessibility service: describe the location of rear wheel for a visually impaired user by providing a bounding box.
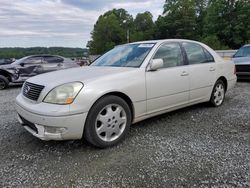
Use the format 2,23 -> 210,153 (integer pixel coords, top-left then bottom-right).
84,95 -> 131,148
0,75 -> 9,90
210,80 -> 225,107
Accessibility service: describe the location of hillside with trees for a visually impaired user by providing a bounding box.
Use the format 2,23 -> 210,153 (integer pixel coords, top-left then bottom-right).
0,47 -> 88,59
88,0 -> 250,54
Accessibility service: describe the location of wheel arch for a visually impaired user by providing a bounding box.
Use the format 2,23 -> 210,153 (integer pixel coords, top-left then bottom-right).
217,76 -> 228,91
0,69 -> 13,82
91,91 -> 135,123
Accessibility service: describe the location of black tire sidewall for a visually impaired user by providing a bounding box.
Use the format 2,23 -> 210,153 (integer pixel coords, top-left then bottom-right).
0,75 -> 9,90
210,80 -> 225,107
84,95 -> 132,148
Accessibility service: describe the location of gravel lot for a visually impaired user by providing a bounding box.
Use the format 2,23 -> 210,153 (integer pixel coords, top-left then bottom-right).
0,82 -> 249,188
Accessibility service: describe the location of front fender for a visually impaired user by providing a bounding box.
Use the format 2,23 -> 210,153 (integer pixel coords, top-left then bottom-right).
69,69 -> 146,115
0,69 -> 17,81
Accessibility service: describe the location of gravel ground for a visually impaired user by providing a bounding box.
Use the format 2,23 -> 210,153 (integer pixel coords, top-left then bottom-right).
0,82 -> 249,188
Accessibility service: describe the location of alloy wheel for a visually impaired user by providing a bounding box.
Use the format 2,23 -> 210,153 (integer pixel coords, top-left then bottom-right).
213,83 -> 225,106
95,104 -> 127,142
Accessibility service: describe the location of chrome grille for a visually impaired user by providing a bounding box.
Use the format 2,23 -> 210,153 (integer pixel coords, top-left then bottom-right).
22,82 -> 45,101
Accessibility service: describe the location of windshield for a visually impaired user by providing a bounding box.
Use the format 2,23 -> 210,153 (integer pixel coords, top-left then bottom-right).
91,43 -> 155,68
234,46 -> 250,57
12,57 -> 28,65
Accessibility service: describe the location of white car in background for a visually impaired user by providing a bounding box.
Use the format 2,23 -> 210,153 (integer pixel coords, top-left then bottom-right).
15,39 -> 236,148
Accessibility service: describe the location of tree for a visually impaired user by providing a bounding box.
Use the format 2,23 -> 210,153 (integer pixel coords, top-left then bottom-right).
161,0 -> 197,39
131,11 -> 155,41
87,1 -> 250,53
195,0 -> 209,39
88,9 -> 133,54
203,0 -> 250,49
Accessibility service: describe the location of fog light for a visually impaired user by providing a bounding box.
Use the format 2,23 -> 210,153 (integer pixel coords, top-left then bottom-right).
44,127 -> 67,134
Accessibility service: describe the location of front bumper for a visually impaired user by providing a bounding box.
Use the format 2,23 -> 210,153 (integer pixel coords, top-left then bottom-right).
236,72 -> 250,79
15,95 -> 88,141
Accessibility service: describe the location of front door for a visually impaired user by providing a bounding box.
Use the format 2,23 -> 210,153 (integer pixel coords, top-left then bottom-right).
17,56 -> 43,81
146,42 -> 190,114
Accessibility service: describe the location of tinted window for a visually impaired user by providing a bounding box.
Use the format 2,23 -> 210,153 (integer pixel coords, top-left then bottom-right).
23,57 -> 41,64
44,56 -> 64,63
153,43 -> 184,68
183,42 -> 212,64
234,46 -> 250,57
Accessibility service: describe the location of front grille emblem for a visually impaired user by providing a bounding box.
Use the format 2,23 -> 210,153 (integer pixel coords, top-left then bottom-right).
24,85 -> 31,94
22,82 -> 44,101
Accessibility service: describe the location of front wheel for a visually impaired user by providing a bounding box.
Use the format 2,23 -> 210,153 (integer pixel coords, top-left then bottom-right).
84,95 -> 132,148
210,80 -> 226,107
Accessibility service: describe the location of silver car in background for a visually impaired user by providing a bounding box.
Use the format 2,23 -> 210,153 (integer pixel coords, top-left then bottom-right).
233,44 -> 250,79
15,39 -> 236,148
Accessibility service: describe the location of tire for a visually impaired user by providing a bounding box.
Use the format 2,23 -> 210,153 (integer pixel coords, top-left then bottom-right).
210,80 -> 226,107
84,95 -> 132,148
0,75 -> 9,90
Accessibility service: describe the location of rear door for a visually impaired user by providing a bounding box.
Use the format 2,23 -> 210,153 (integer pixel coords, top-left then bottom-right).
182,42 -> 216,102
42,56 -> 64,73
146,42 -> 190,114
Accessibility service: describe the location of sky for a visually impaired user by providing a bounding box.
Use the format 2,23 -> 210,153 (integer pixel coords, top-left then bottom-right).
0,0 -> 165,48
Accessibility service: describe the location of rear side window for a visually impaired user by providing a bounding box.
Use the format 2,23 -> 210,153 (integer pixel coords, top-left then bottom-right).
44,56 -> 64,63
182,42 -> 214,65
203,48 -> 214,62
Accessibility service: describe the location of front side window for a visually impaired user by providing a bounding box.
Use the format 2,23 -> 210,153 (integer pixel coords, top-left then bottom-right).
23,57 -> 41,64
183,42 -> 213,65
153,43 -> 184,68
91,43 -> 155,68
234,46 -> 250,57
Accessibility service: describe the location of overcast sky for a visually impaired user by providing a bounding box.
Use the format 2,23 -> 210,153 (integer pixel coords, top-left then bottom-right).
0,0 -> 164,48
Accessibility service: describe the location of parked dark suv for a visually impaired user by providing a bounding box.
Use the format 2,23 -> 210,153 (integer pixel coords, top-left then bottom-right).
0,55 -> 79,89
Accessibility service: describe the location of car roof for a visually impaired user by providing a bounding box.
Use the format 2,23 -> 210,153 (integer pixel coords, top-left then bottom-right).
25,55 -> 64,58
130,39 -> 202,45
243,44 -> 250,47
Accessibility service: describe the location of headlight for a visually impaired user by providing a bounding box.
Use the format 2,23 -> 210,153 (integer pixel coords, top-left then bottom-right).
43,82 -> 83,105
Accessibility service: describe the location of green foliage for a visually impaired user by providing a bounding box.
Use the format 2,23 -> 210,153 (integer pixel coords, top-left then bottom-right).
161,0 -> 197,39
88,0 -> 250,53
204,0 -> 250,49
131,11 -> 155,41
201,35 -> 230,50
88,9 -> 133,55
88,9 -> 155,54
0,47 -> 88,59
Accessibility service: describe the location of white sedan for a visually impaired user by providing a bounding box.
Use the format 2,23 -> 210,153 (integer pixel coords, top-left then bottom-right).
15,39 -> 237,148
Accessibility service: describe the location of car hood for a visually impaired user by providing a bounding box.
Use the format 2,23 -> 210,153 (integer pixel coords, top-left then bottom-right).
232,57 -> 250,65
27,66 -> 138,87
0,64 -> 15,69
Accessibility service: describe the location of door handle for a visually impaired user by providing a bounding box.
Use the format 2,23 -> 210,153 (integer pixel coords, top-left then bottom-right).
209,67 -> 216,71
181,71 -> 189,76
57,63 -> 63,67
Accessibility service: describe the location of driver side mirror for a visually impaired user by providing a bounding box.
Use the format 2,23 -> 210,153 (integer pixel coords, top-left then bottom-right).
19,63 -> 25,67
149,59 -> 163,71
